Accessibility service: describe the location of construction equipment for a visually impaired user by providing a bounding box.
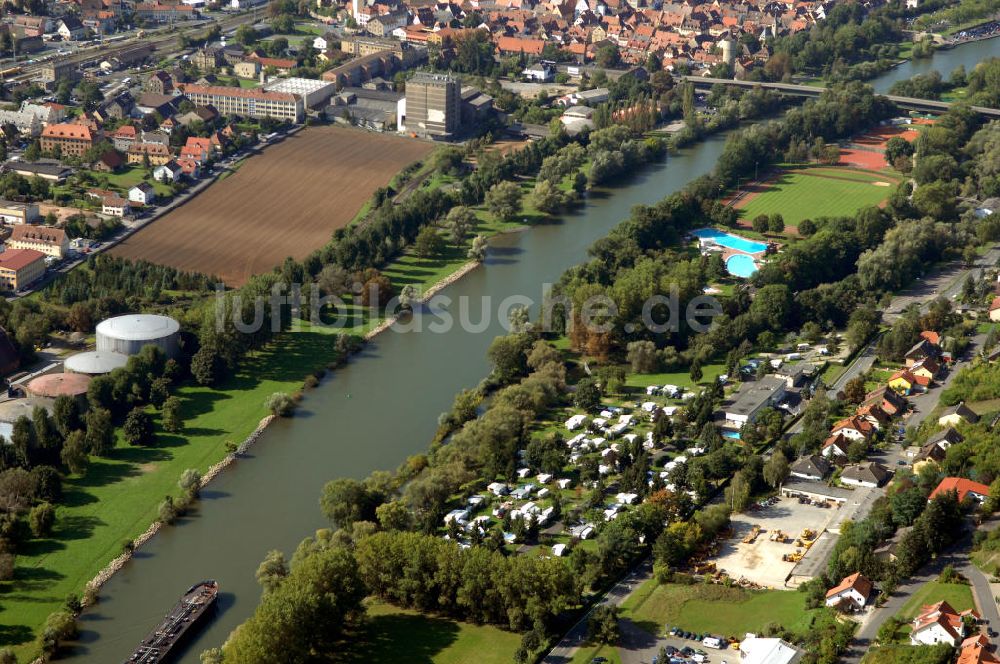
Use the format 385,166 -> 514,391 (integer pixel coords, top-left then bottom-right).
769,530 -> 787,543
742,525 -> 761,544
800,529 -> 816,541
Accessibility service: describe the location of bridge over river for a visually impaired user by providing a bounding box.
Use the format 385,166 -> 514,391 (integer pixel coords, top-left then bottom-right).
685,75 -> 1000,118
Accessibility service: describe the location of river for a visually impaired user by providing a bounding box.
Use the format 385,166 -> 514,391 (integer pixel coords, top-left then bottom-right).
871,35 -> 999,93
66,35 -> 997,663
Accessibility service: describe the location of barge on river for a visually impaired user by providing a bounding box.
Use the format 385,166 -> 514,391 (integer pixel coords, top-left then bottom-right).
123,580 -> 218,663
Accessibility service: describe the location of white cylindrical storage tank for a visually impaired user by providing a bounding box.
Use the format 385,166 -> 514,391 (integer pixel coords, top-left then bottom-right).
96,314 -> 181,358
64,350 -> 131,375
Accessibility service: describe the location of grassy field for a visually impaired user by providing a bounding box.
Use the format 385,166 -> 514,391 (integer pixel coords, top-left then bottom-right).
570,644 -> 623,664
620,580 -> 821,640
896,580 -> 974,622
623,363 -> 728,392
862,643 -> 954,664
337,601 -> 523,664
97,165 -> 173,197
737,166 -> 899,227
4,319 -> 340,657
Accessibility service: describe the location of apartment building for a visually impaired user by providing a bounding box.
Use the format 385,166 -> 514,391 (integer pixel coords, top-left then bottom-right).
7,225 -> 69,259
402,72 -> 460,138
181,85 -> 304,123
40,123 -> 97,158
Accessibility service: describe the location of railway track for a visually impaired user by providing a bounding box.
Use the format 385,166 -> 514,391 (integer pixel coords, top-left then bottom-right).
4,12 -> 256,84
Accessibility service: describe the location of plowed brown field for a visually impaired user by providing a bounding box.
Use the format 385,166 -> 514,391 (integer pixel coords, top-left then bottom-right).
111,127 -> 433,286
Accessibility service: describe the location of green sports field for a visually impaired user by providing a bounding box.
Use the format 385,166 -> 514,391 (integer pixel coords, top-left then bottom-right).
737,166 -> 900,227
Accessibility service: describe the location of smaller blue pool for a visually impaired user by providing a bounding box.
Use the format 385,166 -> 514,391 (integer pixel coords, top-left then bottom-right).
726,254 -> 758,278
692,228 -> 768,254
723,430 -> 741,440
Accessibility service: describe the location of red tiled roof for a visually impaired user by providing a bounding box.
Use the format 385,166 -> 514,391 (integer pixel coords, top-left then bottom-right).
930,477 -> 991,503
9,225 -> 66,245
825,572 -> 873,600
0,248 -> 45,272
41,123 -> 93,141
920,330 -> 941,345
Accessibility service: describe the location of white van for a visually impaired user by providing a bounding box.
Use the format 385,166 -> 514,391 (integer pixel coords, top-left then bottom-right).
702,636 -> 723,649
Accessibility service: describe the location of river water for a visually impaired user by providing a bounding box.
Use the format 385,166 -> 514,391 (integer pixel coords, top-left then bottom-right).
66,36 -> 997,663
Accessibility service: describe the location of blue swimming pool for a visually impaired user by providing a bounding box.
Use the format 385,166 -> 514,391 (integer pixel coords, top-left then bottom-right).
692,228 -> 768,254
726,254 -> 758,278
723,430 -> 742,440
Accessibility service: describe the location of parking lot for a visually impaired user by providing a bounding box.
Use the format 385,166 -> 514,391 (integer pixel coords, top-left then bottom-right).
712,495 -> 842,589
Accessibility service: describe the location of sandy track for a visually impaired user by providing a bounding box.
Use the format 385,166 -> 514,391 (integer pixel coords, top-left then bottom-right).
111,127 -> 433,286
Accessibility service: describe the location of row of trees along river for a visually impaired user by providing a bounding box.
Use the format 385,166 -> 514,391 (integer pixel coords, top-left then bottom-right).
65,36 -> 999,663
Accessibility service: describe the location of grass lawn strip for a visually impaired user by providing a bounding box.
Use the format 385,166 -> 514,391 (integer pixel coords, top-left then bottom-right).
895,580 -> 974,622
338,601 -> 523,664
620,580 -> 821,640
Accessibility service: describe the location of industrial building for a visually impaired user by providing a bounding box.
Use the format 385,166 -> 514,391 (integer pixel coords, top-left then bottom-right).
401,72 -> 460,139
326,87 -> 403,131
180,84 -> 304,123
64,350 -> 130,375
26,372 -> 92,399
96,314 -> 181,358
263,77 -> 337,109
0,397 -> 54,439
0,200 -> 40,225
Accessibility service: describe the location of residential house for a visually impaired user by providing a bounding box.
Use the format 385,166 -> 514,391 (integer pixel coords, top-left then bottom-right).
722,376 -> 786,426
145,71 -> 174,95
840,461 -> 891,488
855,403 -> 891,431
57,17 -> 88,41
40,124 -> 97,158
909,357 -> 941,384
102,194 -> 129,217
234,60 -> 261,78
930,477 -> 991,505
863,385 -> 906,416
153,160 -> 184,182
90,149 -> 124,173
6,225 -> 69,259
108,125 -> 139,152
905,339 -> 941,367
990,296 -> 1000,322
824,572 -> 873,611
135,93 -> 180,117
789,454 -> 831,481
179,136 -> 214,163
176,157 -> 202,179
938,402 -> 980,427
889,368 -> 929,395
127,142 -> 173,166
910,601 -> 978,647
96,93 -> 134,123
916,428 -> 962,463
127,182 -> 156,205
0,249 -> 46,291
830,416 -> 874,441
874,526 -> 912,563
957,634 -> 999,664
821,432 -> 849,460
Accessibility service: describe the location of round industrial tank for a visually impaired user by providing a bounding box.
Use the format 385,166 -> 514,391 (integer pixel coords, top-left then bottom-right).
27,372 -> 92,399
96,314 -> 181,358
64,350 -> 130,376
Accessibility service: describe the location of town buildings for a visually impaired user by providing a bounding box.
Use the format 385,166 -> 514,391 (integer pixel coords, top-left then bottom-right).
0,248 -> 46,291
40,124 -> 97,158
7,225 -> 69,259
0,201 -> 40,225
180,84 -> 305,123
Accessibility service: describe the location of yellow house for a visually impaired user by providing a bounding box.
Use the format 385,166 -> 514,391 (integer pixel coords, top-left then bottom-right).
888,369 -> 925,395
909,358 -> 938,383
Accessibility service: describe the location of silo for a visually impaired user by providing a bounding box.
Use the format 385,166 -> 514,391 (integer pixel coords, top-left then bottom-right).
96,314 -> 181,358
27,372 -> 92,399
64,350 -> 131,376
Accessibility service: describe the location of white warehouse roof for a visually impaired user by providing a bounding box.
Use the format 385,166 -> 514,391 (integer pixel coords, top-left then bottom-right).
263,77 -> 334,95
96,314 -> 180,341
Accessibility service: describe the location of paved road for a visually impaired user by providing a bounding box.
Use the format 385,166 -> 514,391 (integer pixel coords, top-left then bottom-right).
884,245 -> 1000,322
542,560 -> 653,664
